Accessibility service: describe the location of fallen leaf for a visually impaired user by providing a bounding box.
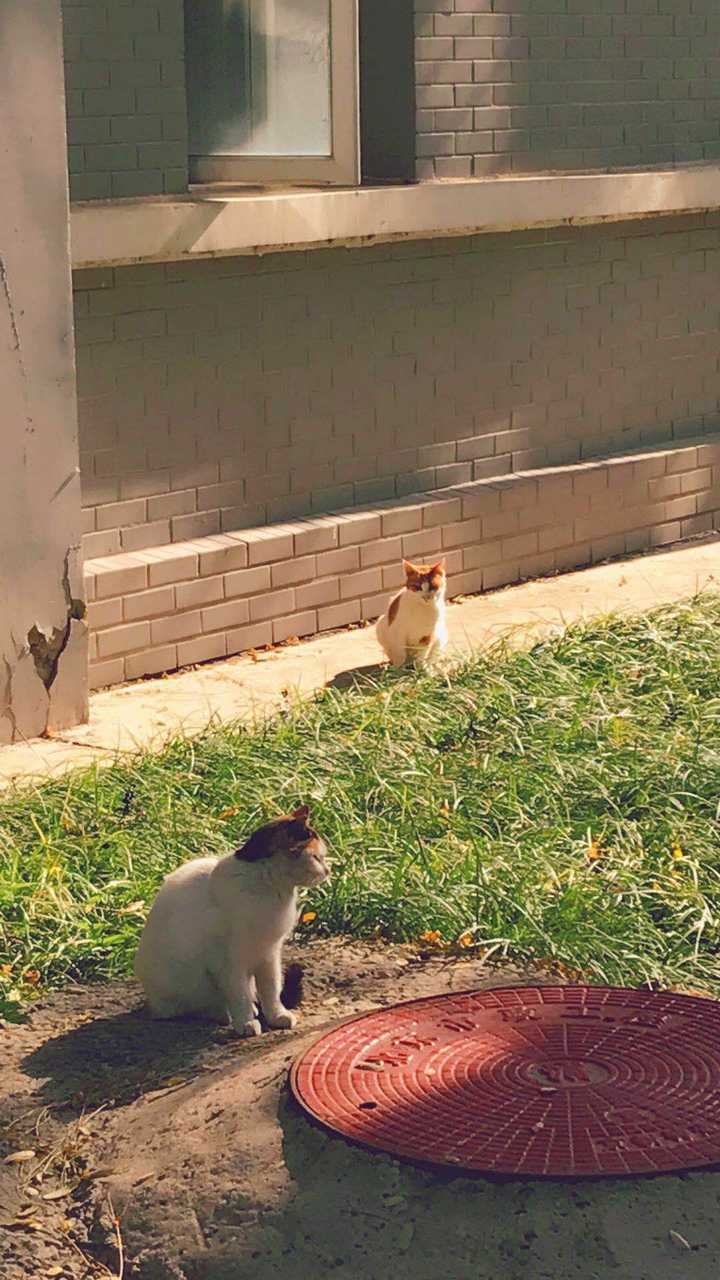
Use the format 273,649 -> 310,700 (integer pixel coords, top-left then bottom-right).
159,1077 -> 188,1089
22,970 -> 40,986
42,1187 -> 73,1201
301,911 -> 317,924
9,1218 -> 44,1231
83,1166 -> 118,1182
45,1268 -> 66,1277
217,807 -> 240,821
586,837 -> 603,862
418,930 -> 442,946
118,901 -> 145,916
457,931 -> 474,948
669,1230 -> 690,1251
4,1150 -> 36,1165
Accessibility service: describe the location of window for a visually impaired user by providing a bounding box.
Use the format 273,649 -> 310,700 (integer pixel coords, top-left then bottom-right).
185,0 -> 360,186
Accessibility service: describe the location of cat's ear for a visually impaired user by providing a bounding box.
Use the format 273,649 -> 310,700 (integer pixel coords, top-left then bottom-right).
431,558 -> 446,573
402,559 -> 416,575
235,825 -> 274,861
292,804 -> 310,821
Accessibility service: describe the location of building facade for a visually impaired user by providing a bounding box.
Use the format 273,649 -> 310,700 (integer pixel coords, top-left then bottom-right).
3,0 -> 720,734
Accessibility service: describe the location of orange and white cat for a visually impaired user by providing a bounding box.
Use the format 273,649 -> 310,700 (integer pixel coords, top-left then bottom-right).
376,559 -> 448,667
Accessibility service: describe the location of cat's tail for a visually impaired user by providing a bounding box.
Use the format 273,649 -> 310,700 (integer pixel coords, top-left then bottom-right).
281,962 -> 304,1010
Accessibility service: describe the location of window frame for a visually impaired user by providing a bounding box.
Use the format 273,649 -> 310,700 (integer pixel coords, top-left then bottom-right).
188,0 -> 360,187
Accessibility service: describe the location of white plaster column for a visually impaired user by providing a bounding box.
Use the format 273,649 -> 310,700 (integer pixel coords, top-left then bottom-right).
0,0 -> 88,742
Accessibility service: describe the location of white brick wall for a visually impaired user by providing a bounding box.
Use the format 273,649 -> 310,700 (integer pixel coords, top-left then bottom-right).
415,0 -> 720,178
75,213 -> 720,557
61,0 -> 188,200
84,437 -> 720,689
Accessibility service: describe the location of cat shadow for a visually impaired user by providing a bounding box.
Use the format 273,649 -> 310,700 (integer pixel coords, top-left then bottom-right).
22,1004 -> 221,1111
325,662 -> 388,691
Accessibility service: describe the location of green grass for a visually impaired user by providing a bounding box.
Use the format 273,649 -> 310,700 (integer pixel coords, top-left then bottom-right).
2,594 -> 720,1020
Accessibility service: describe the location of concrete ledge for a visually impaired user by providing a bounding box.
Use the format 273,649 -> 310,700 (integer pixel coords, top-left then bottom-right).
83,438 -> 720,689
70,166 -> 720,269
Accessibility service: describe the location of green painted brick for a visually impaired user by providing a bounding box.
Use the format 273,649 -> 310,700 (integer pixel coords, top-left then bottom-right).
106,6 -> 161,34
415,0 -> 720,176
110,114 -> 165,143
70,172 -> 112,200
110,169 -> 165,197
84,143 -> 139,172
109,59 -> 162,89
64,59 -> 110,88
82,87 -> 136,116
137,140 -> 187,168
62,0 -> 187,198
135,85 -> 186,114
67,116 -> 111,144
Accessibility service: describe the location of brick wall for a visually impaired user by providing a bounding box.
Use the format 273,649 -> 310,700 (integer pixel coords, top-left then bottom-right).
415,0 -> 720,178
61,0 -> 188,201
75,213 -> 720,559
84,437 -> 720,688
61,0 -> 720,197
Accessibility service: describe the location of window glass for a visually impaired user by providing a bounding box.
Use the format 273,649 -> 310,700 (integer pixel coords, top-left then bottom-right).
186,0 -> 331,159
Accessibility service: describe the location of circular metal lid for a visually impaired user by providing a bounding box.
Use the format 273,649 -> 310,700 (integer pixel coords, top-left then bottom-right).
290,984 -> 720,1177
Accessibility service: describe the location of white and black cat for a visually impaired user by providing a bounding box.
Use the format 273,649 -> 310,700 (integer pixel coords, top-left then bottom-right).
376,558 -> 448,667
134,807 -> 329,1037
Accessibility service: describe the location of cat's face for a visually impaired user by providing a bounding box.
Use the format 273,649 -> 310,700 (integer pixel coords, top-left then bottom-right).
403,558 -> 446,600
235,806 -> 330,888
278,807 -> 331,888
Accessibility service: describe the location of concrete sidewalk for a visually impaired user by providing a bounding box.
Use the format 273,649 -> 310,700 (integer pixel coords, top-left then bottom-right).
1,536 -> 718,790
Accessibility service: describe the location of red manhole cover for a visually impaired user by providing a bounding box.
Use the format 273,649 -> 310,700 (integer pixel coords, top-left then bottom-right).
290,986 -> 720,1177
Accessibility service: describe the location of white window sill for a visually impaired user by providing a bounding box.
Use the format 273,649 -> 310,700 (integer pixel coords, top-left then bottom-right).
70,166 -> 720,270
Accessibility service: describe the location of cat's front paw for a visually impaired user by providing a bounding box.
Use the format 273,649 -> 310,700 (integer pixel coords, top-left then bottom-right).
265,1009 -> 297,1031
234,1017 -> 262,1038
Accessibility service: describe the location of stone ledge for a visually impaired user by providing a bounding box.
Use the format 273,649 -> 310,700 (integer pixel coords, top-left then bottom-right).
83,438 -> 720,690
71,166 -> 720,269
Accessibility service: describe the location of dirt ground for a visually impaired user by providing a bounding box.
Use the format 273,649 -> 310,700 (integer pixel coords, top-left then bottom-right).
2,942 -> 720,1280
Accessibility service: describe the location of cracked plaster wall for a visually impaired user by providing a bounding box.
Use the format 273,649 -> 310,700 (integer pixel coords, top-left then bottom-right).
0,0 -> 88,744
